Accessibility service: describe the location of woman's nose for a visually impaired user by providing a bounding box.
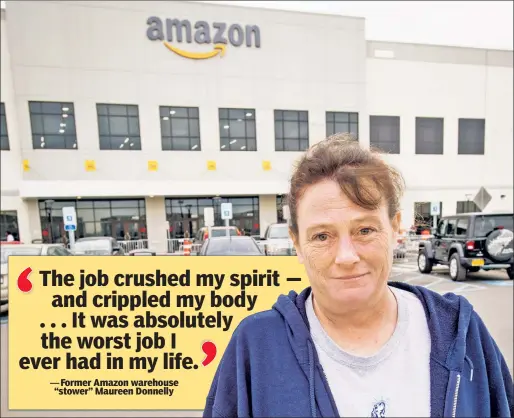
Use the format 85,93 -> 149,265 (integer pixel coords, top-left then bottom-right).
334,236 -> 360,265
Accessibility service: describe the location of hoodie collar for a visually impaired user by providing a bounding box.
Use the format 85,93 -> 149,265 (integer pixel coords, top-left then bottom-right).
273,282 -> 474,373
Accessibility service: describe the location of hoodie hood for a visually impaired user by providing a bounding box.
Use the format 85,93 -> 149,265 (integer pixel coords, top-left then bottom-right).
272,282 -> 475,417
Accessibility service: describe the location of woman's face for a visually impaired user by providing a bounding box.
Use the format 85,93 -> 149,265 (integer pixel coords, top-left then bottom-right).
292,179 -> 400,314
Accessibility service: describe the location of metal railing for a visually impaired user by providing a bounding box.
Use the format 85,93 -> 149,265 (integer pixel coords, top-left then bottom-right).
392,234 -> 434,260
404,234 -> 433,254
167,239 -> 202,255
119,239 -> 149,252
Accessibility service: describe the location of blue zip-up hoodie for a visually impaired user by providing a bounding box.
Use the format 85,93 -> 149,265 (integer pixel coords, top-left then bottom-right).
204,282 -> 513,417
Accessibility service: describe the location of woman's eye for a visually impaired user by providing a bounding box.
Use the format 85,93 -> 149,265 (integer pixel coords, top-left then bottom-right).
314,233 -> 328,241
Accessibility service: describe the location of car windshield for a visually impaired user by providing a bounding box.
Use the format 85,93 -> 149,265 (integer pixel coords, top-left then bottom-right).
474,215 -> 514,237
268,225 -> 290,239
206,238 -> 261,255
74,240 -> 112,254
210,229 -> 238,237
0,247 -> 42,263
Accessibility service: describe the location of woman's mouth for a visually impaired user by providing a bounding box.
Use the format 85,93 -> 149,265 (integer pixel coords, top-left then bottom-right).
334,272 -> 369,281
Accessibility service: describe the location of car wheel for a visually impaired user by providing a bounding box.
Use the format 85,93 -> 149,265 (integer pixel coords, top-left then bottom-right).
508,267 -> 514,280
418,251 -> 433,274
449,253 -> 467,282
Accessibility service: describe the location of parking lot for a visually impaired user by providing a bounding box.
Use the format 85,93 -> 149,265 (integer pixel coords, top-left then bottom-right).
0,258 -> 512,417
390,259 -> 513,374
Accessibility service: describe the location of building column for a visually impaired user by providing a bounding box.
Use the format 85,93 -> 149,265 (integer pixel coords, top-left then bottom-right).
24,199 -> 42,243
145,196 -> 168,253
258,195 -> 277,238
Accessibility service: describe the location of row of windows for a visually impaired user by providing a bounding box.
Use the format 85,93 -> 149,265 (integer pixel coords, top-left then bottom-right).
0,102 -> 486,155
2,198 -> 484,243
373,116 -> 485,155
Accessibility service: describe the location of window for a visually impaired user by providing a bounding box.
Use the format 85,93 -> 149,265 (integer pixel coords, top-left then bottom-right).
326,112 -> 358,139
370,116 -> 400,154
160,106 -> 200,151
219,108 -> 256,151
458,118 -> 485,155
38,199 -> 147,243
165,196 -> 260,239
456,218 -> 468,236
416,117 -> 443,154
274,110 -> 309,151
277,195 -> 287,224
446,219 -> 457,236
0,103 -> 9,150
97,104 -> 141,150
474,214 -> 513,237
1,211 -> 19,241
413,202 -> 443,231
29,101 -> 77,149
437,219 -> 447,236
456,200 -> 481,214
47,246 -> 72,256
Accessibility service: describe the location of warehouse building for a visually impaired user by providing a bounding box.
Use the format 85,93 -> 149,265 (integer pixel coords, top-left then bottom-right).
1,1 -> 512,252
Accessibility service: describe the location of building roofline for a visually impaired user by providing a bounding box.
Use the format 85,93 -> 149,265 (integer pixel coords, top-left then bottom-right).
368,38 -> 513,54
368,39 -> 513,67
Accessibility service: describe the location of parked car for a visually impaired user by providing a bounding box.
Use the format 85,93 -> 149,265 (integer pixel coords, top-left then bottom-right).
259,223 -> 296,256
417,211 -> 513,281
72,237 -> 125,255
0,243 -> 73,313
198,236 -> 264,256
128,249 -> 156,256
194,226 -> 241,246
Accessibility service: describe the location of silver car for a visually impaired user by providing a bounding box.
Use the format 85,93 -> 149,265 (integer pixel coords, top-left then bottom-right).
0,243 -> 72,313
260,223 -> 296,256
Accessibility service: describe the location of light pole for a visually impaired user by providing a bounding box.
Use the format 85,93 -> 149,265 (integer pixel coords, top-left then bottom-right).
212,196 -> 221,226
185,204 -> 192,237
44,199 -> 55,243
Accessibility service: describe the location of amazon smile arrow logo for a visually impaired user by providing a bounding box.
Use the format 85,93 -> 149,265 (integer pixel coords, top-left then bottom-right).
146,17 -> 261,60
164,42 -> 226,60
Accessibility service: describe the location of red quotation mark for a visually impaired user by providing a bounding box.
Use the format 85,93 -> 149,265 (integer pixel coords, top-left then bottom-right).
18,267 -> 33,293
202,341 -> 217,367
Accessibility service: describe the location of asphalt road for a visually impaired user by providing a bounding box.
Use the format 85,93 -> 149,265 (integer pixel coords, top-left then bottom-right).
1,260 -> 512,417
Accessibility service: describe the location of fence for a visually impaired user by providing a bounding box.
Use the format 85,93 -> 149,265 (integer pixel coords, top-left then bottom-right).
405,234 -> 433,253
394,234 -> 434,260
161,236 -> 430,257
167,239 -> 202,255
119,239 -> 149,252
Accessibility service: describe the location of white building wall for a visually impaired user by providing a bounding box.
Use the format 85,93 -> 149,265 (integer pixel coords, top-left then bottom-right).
366,42 -> 513,229
0,1 -> 512,244
144,196 -> 168,253
259,195 -> 278,238
0,10 -> 33,243
6,0 -> 366,199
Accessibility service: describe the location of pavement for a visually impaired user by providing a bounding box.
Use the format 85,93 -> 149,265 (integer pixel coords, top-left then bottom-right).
0,259 -> 512,417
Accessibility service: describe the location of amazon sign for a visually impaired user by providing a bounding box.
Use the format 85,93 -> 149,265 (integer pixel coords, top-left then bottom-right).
146,17 -> 261,60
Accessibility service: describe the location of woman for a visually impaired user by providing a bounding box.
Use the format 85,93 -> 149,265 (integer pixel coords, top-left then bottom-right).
203,134 -> 513,417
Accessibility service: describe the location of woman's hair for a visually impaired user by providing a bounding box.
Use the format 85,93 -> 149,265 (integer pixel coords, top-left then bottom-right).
286,133 -> 405,238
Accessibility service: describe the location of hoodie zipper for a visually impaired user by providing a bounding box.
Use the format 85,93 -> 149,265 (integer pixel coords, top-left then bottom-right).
452,373 -> 461,417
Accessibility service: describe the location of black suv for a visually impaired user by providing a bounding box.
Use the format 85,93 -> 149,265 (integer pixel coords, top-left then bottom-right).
417,212 -> 513,281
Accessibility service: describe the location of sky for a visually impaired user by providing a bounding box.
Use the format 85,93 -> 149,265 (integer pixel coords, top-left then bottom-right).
198,1 -> 514,51
1,1 -> 512,50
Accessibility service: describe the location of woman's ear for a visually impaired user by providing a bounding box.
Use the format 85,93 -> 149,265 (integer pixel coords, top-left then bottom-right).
392,211 -> 402,234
